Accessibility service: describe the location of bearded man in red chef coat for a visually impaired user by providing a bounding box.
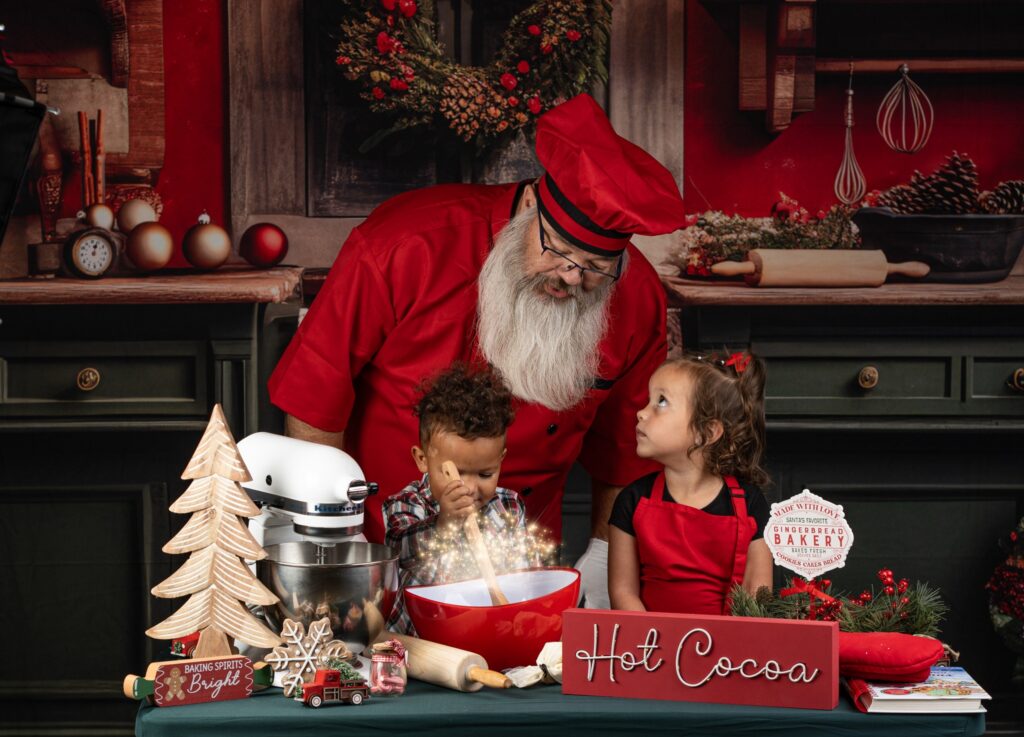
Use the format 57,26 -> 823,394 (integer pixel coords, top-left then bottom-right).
268,94 -> 686,608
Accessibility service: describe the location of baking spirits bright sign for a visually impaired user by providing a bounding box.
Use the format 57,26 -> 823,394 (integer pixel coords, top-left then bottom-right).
764,489 -> 855,580
561,609 -> 839,710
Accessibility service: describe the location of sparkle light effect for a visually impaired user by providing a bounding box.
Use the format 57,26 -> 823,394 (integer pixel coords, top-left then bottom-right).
419,513 -> 558,583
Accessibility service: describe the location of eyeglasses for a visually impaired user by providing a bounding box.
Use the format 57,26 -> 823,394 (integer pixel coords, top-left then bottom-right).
538,216 -> 622,283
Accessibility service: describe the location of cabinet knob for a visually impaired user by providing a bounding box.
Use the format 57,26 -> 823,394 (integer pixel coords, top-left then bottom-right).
1009,368 -> 1024,393
857,365 -> 879,390
76,367 -> 101,392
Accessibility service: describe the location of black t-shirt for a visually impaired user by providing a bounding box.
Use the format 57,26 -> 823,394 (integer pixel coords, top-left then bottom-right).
609,472 -> 770,539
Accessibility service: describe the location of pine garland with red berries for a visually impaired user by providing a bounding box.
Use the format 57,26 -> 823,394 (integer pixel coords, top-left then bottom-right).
335,0 -> 611,149
664,193 -> 860,278
731,567 -> 948,638
986,518 -> 1024,658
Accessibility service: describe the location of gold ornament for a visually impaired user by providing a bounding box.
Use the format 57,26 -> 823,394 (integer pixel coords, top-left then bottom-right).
116,198 -> 158,233
183,211 -> 232,270
85,203 -> 115,230
125,222 -> 174,271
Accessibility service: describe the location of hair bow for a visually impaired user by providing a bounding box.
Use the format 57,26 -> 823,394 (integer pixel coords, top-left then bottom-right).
724,352 -> 751,374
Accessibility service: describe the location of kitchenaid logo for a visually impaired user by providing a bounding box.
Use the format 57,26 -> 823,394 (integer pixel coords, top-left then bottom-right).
312,503 -> 354,514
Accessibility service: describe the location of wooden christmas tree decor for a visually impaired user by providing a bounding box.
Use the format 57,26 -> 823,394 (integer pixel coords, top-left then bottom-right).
146,404 -> 283,657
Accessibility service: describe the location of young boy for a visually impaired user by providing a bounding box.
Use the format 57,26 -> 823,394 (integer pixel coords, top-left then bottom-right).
383,364 -> 526,634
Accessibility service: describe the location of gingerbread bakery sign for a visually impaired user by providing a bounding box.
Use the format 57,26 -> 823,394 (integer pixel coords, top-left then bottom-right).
764,489 -> 855,580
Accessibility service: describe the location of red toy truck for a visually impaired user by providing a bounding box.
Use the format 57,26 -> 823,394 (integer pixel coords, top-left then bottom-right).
301,669 -> 370,708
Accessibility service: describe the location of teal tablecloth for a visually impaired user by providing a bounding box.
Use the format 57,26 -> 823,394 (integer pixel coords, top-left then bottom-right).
136,680 -> 985,737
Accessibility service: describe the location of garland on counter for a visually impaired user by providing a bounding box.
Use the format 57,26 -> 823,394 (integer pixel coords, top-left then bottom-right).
731,567 -> 948,638
985,517 -> 1024,661
334,0 -> 611,150
664,193 -> 860,278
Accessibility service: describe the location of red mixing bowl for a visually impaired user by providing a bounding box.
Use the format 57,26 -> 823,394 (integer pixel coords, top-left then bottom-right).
404,567 -> 580,671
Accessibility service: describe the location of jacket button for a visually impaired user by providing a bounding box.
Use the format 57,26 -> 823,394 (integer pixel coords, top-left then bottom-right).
521,487 -> 533,496
547,423 -> 558,435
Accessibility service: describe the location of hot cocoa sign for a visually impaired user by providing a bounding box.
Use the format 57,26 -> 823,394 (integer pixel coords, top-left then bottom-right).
764,489 -> 854,580
562,609 -> 838,710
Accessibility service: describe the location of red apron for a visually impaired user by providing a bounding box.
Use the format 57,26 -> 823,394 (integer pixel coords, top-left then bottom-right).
634,474 -> 756,615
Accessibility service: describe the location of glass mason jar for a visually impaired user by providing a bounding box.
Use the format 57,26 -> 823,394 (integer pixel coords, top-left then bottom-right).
369,640 -> 408,697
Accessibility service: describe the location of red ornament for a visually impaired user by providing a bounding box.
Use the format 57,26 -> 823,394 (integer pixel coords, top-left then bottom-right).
372,87 -> 385,100
900,597 -> 910,605
566,29 -> 581,42
517,60 -> 530,74
398,0 -> 417,18
376,32 -> 395,54
336,55 -> 351,66
381,0 -> 396,9
541,43 -> 554,55
897,579 -> 909,593
884,585 -> 895,596
527,96 -> 542,114
390,78 -> 409,92
240,223 -> 289,268
500,73 -> 517,90
816,209 -> 827,220
527,24 -> 541,36
507,96 -> 519,107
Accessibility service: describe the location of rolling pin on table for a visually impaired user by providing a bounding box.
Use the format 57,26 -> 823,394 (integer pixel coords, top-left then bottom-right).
711,249 -> 930,287
376,632 -> 512,692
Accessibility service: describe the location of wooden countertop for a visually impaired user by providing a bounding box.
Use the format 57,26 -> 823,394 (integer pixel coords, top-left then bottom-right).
663,273 -> 1024,307
0,266 -> 304,305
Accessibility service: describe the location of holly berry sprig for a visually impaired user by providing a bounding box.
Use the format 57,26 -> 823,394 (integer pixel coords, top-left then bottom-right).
730,568 -> 947,638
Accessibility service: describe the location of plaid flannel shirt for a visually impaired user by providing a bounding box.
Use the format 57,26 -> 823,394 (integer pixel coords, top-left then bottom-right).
382,474 -> 528,635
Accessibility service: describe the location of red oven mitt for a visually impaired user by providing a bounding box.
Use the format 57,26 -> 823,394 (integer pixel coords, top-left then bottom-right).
838,631 -> 944,682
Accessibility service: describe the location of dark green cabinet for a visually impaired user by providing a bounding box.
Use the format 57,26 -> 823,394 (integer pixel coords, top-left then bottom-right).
0,299 -> 298,736
676,301 -> 1024,730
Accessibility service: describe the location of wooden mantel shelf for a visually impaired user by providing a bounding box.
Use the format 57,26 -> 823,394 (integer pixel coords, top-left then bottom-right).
0,266 -> 303,305
663,273 -> 1024,307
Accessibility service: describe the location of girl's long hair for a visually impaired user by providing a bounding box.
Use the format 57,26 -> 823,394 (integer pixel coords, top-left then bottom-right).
664,353 -> 770,487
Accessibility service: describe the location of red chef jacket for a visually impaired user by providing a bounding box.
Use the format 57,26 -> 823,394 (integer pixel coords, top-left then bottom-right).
268,181 -> 666,543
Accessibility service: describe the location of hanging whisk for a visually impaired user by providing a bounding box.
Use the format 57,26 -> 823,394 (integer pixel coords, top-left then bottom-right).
876,64 -> 934,154
834,63 -> 867,206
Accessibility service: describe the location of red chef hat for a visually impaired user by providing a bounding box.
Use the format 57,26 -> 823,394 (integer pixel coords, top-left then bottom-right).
534,94 -> 685,256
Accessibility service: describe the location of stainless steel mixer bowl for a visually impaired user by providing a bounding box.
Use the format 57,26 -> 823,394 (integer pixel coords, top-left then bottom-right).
257,542 -> 399,655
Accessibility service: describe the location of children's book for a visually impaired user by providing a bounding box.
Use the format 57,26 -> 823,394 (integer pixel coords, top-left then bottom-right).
843,666 -> 990,714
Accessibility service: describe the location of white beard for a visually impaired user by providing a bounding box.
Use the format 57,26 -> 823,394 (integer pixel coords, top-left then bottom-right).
477,208 -> 617,411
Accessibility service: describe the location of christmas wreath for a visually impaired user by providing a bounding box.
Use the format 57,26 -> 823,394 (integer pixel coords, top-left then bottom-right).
731,567 -> 948,638
664,193 -> 860,278
985,518 -> 1024,664
335,0 -> 611,149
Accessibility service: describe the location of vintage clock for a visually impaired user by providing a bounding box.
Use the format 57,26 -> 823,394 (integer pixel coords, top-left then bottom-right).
63,227 -> 118,278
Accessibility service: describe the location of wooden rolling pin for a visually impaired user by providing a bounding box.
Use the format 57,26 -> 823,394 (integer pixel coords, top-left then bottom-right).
375,632 -> 511,692
441,460 -> 509,606
711,249 -> 930,287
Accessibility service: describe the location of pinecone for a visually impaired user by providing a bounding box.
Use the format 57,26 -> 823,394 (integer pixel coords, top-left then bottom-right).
909,151 -> 981,214
980,180 -> 1024,214
877,184 -> 926,214
439,69 -> 503,141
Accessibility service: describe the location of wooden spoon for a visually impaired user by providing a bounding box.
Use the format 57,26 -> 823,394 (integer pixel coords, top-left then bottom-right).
441,460 -> 510,606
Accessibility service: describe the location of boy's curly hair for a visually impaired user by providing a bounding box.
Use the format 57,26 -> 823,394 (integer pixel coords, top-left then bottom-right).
664,352 -> 770,487
415,364 -> 515,446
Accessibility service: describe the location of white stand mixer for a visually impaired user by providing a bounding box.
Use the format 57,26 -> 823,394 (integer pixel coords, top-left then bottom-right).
236,432 -> 377,548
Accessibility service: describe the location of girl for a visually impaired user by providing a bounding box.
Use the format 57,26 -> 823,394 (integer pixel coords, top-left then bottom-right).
608,353 -> 773,615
